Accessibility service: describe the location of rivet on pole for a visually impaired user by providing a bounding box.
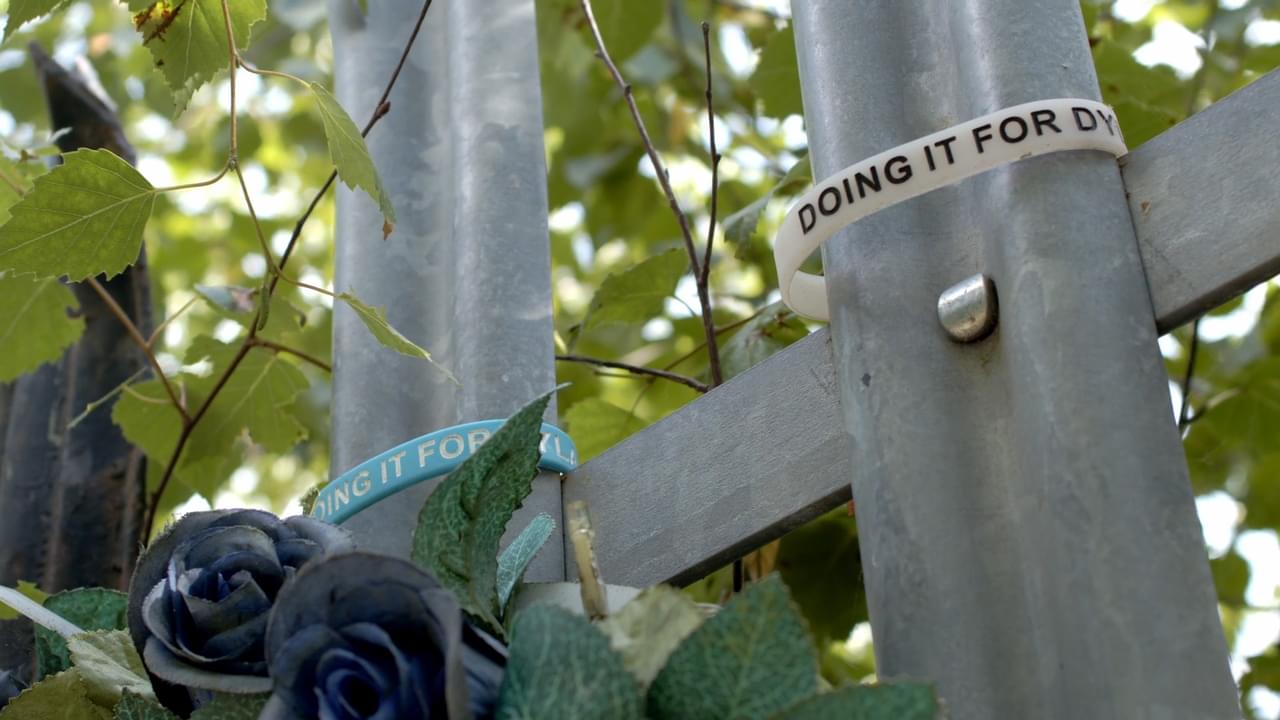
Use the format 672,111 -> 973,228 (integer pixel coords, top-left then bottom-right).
937,274 -> 998,343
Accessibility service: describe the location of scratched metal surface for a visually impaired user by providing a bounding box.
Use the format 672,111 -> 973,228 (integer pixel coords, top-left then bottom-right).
562,328 -> 850,588
328,0 -> 563,579
796,0 -> 1236,717
1123,68 -> 1280,333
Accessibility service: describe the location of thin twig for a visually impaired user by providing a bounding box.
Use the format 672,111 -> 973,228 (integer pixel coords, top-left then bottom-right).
266,0 -> 413,297
147,296 -> 200,348
85,277 -> 188,422
699,21 -> 724,388
67,367 -> 148,430
556,354 -> 710,393
0,165 -> 26,194
250,337 -> 332,373
221,0 -> 239,162
579,0 -> 703,280
1178,317 -> 1201,431
144,340 -> 253,535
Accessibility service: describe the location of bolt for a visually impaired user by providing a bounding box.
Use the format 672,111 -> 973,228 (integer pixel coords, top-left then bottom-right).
937,273 -> 998,343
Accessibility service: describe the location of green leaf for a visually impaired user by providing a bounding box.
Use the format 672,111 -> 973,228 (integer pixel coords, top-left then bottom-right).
751,27 -> 804,119
648,575 -> 818,720
587,0 -> 664,64
183,336 -> 310,457
497,513 -> 557,611
35,588 -> 128,680
777,508 -> 866,643
337,291 -> 455,382
496,605 -> 644,720
0,579 -> 47,620
0,149 -> 155,281
770,683 -> 941,720
0,273 -> 83,381
2,0 -> 72,41
721,156 -> 810,258
127,0 -> 268,109
311,83 -> 395,227
719,304 -> 808,380
0,670 -> 110,720
411,391 -> 552,634
114,690 -> 180,720
112,380 -> 185,467
66,630 -> 155,706
598,586 -> 706,689
563,398 -> 638,461
584,248 -> 686,331
1210,550 -> 1250,608
188,693 -> 270,720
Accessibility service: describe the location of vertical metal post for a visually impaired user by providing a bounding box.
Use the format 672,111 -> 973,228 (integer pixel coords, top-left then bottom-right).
790,2 -> 1239,718
327,0 -> 563,580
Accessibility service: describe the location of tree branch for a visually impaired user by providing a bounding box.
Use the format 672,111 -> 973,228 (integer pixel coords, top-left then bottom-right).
579,0 -> 703,280
250,337 -> 332,373
556,354 -> 709,393
144,0 -> 437,538
699,21 -> 724,387
85,276 -> 188,422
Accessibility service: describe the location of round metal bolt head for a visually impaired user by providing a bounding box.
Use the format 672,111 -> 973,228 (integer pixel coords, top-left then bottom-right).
937,274 -> 998,343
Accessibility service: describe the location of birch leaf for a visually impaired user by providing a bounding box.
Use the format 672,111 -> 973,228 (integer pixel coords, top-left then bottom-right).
311,83 -> 396,229
0,149 -> 155,280
0,273 -> 83,381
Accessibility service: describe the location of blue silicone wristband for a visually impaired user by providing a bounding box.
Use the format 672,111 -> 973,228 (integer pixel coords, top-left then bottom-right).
310,420 -> 577,525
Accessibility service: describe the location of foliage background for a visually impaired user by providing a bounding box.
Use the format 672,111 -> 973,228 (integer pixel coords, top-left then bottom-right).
0,0 -> 1278,715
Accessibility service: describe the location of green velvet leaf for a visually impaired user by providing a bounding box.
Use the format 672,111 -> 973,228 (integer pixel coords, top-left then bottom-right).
66,630 -> 155,706
771,683 -> 941,720
598,586 -> 706,689
2,0 -> 72,41
34,588 -> 128,681
188,693 -> 270,720
0,273 -> 84,381
0,579 -> 47,620
113,690 -> 180,720
0,149 -> 155,280
584,248 -> 686,331
496,605 -> 644,720
648,575 -> 817,720
497,513 -> 557,611
0,669 -> 109,720
411,391 -> 551,634
311,83 -> 395,227
336,291 -> 455,382
127,0 -> 268,110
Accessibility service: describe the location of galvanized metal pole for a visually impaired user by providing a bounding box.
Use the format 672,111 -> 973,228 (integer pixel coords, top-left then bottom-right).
790,1 -> 1239,718
327,0 -> 563,580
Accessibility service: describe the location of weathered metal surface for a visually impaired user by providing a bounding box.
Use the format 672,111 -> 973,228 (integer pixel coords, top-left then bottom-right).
795,0 -> 1237,717
328,0 -> 563,579
562,328 -> 848,587
566,36 -> 1280,606
1124,67 -> 1280,333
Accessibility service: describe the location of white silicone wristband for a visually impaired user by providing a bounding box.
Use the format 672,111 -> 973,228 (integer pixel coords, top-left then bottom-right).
774,98 -> 1128,321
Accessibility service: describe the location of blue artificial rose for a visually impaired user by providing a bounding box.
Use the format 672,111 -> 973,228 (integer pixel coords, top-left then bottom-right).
126,509 -> 353,700
0,669 -> 24,710
260,553 -> 505,720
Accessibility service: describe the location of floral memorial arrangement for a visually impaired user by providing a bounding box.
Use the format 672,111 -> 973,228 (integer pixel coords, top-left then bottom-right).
0,393 -> 941,719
